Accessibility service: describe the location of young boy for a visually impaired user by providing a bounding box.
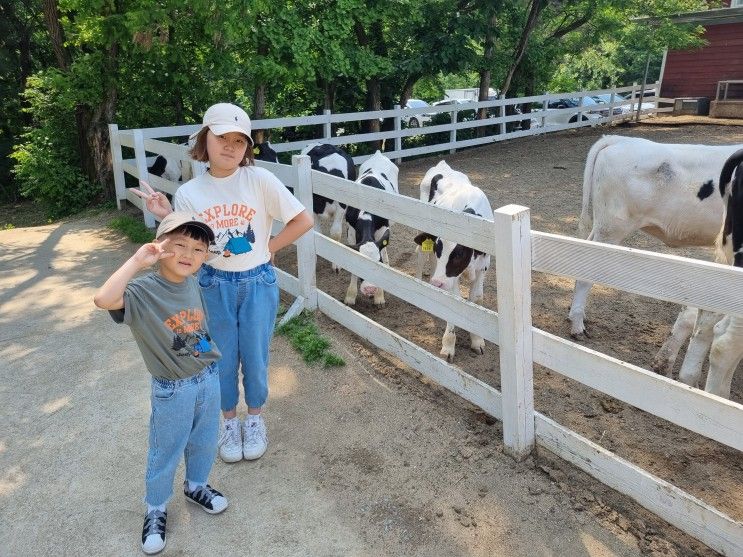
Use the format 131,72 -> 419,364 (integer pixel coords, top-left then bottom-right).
94,212 -> 228,554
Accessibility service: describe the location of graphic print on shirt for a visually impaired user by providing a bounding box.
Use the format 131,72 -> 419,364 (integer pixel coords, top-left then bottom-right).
197,203 -> 257,259
164,308 -> 212,358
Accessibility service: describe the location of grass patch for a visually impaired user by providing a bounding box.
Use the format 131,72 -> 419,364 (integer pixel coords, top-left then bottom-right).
109,215 -> 155,244
276,311 -> 345,368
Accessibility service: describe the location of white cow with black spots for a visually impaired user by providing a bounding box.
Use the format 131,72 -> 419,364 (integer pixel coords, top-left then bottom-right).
413,161 -> 493,361
570,135 -> 743,377
343,151 -> 399,306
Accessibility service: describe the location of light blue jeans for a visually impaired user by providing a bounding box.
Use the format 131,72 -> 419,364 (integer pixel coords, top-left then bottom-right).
145,362 -> 220,507
198,263 -> 279,411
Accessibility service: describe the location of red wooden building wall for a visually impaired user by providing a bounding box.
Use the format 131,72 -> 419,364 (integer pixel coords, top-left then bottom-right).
661,21 -> 743,99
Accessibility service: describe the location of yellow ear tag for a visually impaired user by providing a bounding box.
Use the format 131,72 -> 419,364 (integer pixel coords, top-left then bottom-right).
421,239 -> 434,253
381,239 -> 388,247
253,147 -> 260,155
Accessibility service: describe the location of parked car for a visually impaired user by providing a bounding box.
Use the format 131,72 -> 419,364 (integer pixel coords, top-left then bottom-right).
537,97 -> 603,126
591,93 -> 632,115
431,98 -> 476,122
403,99 -> 433,128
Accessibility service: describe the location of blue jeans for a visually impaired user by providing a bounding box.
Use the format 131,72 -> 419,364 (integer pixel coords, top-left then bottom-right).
198,263 -> 280,411
145,363 -> 220,507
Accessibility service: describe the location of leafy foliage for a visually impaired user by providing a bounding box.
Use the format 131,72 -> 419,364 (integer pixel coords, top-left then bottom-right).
5,0 -> 710,216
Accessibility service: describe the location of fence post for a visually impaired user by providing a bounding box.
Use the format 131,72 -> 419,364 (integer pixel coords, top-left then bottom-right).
494,204 -> 535,461
608,91 -> 616,125
630,81 -> 638,117
133,129 -> 156,228
394,104 -> 402,165
108,124 -> 126,210
450,107 -> 457,154
498,94 -> 506,136
293,154 -> 317,310
541,93 -> 548,132
323,109 -> 332,140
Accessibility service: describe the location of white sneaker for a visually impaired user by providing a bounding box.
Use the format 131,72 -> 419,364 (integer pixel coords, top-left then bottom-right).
242,415 -> 267,460
218,418 -> 242,463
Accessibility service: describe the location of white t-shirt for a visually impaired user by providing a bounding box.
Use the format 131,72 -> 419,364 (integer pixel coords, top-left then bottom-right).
174,165 -> 305,272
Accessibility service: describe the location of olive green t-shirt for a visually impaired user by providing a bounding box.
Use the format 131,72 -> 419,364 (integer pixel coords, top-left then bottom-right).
109,272 -> 221,380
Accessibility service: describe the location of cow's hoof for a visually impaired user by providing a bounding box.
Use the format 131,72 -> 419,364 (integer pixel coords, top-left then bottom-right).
441,349 -> 455,363
650,357 -> 672,376
570,329 -> 591,341
344,296 -> 356,306
373,301 -> 386,308
471,345 -> 485,355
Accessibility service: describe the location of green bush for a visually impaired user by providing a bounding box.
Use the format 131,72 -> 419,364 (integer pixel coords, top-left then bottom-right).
108,215 -> 155,244
11,71 -> 100,218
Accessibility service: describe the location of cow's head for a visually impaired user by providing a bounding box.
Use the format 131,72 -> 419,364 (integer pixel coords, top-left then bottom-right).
414,232 -> 480,291
355,226 -> 390,297
253,141 -> 278,163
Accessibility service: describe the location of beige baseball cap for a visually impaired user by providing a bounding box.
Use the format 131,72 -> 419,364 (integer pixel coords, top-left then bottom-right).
189,102 -> 253,145
156,211 -> 215,243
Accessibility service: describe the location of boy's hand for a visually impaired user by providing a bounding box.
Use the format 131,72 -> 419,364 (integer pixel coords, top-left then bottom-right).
132,238 -> 174,268
131,181 -> 173,219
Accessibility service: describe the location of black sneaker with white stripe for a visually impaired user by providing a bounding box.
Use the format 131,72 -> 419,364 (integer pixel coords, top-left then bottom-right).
183,481 -> 228,514
141,509 -> 167,554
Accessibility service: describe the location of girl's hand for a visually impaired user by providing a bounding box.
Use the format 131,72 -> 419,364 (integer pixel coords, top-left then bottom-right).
132,238 -> 174,268
131,181 -> 173,219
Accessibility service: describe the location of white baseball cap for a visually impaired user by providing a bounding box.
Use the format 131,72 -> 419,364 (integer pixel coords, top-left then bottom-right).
189,103 -> 253,145
156,211 -> 215,243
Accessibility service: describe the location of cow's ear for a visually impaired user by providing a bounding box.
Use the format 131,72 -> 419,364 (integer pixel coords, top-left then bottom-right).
375,228 -> 391,249
413,232 -> 435,245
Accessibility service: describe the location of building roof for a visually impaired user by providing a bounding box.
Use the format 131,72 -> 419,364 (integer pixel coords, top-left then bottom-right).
644,7 -> 743,27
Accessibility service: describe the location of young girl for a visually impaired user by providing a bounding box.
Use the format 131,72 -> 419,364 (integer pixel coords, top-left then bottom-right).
134,102 -> 313,463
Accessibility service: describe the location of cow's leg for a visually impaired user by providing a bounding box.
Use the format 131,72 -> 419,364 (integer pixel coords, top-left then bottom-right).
468,269 -> 486,354
345,274 -> 358,306
705,316 -> 743,399
651,306 -> 698,376
330,202 -> 345,242
441,278 -> 460,362
373,247 -> 388,306
569,226 -> 632,339
678,310 -> 722,388
415,245 -> 425,280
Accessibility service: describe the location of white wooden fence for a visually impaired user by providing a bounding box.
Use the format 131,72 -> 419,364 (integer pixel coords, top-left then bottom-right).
108,83 -> 671,227
278,159 -> 741,554
105,83 -> 743,554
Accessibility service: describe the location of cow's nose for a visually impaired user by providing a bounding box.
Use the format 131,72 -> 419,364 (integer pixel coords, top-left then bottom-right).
361,285 -> 377,297
430,278 -> 445,288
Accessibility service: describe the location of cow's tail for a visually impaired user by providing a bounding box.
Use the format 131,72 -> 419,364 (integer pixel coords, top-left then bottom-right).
578,135 -> 627,238
719,149 -> 743,198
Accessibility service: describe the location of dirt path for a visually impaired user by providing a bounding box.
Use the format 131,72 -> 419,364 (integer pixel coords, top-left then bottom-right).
0,208 -> 717,555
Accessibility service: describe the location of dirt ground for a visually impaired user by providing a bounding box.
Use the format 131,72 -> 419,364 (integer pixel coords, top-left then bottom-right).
0,122 -> 738,556
274,122 -> 743,539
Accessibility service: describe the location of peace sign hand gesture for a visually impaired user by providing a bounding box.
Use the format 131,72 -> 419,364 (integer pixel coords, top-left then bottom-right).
132,238 -> 174,268
131,180 -> 173,219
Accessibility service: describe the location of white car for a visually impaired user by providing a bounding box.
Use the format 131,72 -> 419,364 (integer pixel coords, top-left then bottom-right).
536,97 -> 603,127
431,98 -> 477,121
403,99 -> 433,128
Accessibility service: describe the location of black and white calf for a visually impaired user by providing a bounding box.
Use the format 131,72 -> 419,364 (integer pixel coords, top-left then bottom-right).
415,160 -> 473,279
659,150 -> 743,398
413,161 -> 493,361
343,151 -> 399,306
300,143 -> 357,243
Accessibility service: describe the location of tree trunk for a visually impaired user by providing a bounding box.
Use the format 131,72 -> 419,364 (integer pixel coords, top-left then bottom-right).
499,0 -> 545,98
476,11 -> 498,135
86,41 -> 119,199
252,84 -> 267,144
